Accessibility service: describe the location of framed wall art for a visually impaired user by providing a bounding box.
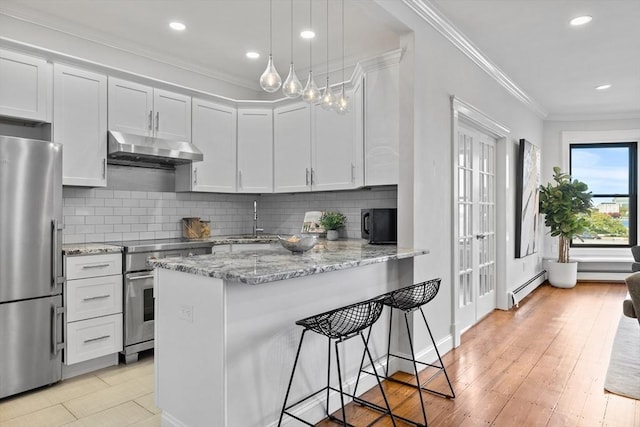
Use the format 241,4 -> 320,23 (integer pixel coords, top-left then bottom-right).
515,138 -> 541,258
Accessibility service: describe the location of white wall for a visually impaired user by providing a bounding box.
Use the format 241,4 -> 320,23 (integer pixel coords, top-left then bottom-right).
376,1 -> 545,344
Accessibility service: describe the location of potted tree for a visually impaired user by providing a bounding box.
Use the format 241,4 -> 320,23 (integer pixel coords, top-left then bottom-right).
320,211 -> 347,241
538,166 -> 593,288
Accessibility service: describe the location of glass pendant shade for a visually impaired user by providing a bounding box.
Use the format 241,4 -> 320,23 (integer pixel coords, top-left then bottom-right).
320,78 -> 335,110
335,87 -> 349,114
260,54 -> 282,92
302,71 -> 321,103
282,63 -> 303,98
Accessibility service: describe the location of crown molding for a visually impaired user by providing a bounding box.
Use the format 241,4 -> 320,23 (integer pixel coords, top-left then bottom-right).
402,0 -> 548,119
545,111 -> 640,122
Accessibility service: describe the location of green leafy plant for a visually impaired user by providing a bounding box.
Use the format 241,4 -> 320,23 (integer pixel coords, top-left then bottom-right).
319,211 -> 347,231
539,166 -> 593,263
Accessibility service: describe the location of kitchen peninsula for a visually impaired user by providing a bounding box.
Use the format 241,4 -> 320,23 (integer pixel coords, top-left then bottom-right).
149,240 -> 428,427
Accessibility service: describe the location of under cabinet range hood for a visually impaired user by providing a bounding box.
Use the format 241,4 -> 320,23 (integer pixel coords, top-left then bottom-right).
107,131 -> 203,168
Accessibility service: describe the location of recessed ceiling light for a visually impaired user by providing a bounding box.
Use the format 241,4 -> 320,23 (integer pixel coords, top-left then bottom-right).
300,30 -> 315,39
246,51 -> 260,59
169,22 -> 186,31
595,84 -> 612,90
570,15 -> 592,26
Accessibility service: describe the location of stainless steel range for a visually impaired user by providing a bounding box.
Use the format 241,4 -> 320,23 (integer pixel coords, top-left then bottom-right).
121,238 -> 213,363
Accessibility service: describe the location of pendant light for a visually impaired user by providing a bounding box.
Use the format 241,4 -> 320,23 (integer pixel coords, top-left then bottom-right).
260,0 -> 282,92
319,0 -> 335,110
302,0 -> 321,103
282,0 -> 302,98
334,0 -> 349,114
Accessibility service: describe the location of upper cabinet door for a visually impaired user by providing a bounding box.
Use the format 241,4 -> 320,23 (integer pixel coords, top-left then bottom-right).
0,49 -> 51,122
274,102 -> 311,193
107,77 -> 153,137
53,64 -> 107,187
176,99 -> 236,193
312,82 -> 363,192
153,89 -> 191,141
237,108 -> 273,194
364,63 -> 399,186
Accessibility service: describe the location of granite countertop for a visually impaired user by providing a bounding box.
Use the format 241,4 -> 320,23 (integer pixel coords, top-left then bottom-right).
147,239 -> 429,285
62,242 -> 123,256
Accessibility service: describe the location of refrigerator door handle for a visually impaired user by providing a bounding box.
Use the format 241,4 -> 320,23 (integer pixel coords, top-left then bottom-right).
51,220 -> 65,288
52,305 -> 66,355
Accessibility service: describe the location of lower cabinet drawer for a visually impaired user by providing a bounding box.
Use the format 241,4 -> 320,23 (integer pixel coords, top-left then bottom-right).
65,313 -> 123,365
66,275 -> 123,322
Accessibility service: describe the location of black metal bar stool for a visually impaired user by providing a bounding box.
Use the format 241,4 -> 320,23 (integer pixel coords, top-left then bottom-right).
278,297 -> 397,427
355,278 -> 455,427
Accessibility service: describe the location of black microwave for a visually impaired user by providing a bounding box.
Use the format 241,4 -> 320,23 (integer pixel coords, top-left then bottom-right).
361,208 -> 397,244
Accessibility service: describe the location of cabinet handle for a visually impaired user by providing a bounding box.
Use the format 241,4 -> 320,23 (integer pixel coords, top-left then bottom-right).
148,110 -> 153,131
351,163 -> 355,183
310,168 -> 315,185
103,158 -> 107,179
155,112 -> 160,132
306,168 -> 310,186
81,263 -> 111,269
238,170 -> 243,189
194,167 -> 198,185
84,335 -> 111,344
82,294 -> 111,302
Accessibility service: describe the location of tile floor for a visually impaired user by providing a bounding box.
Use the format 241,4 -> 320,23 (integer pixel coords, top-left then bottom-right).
0,351 -> 159,427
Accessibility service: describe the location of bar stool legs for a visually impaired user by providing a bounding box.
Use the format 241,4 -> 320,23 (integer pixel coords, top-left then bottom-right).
278,298 -> 396,427
355,279 -> 455,427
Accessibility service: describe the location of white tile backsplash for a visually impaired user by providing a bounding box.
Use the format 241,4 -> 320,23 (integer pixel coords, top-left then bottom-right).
62,186 -> 397,243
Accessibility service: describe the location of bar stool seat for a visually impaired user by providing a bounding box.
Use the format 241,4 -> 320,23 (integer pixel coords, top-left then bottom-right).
356,279 -> 455,427
278,297 -> 396,427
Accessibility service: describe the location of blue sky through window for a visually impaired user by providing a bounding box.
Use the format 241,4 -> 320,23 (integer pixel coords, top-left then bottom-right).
571,146 -> 629,195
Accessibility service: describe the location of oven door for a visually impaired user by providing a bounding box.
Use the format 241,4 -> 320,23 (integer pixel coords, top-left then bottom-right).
124,271 -> 155,347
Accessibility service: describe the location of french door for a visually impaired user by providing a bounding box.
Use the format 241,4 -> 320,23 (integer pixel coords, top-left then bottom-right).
456,122 -> 497,333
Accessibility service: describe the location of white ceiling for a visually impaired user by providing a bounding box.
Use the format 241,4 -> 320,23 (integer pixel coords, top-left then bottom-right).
430,0 -> 640,119
0,0 -> 638,119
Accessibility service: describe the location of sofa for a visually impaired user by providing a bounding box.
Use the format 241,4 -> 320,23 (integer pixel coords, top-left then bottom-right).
624,271 -> 640,326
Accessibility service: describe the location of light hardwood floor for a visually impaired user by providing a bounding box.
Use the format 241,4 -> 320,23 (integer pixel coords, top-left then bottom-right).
1,282 -> 637,426
319,281 -> 640,426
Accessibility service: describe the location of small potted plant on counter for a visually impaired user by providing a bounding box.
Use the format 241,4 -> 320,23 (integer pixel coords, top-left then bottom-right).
539,166 -> 592,288
320,211 -> 347,241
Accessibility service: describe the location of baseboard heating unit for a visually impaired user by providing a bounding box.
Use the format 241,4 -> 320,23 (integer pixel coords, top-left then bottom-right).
509,270 -> 546,308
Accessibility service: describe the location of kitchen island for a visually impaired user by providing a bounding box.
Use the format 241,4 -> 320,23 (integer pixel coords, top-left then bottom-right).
149,240 -> 428,427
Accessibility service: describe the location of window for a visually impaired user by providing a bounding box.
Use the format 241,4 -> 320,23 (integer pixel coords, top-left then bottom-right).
570,142 -> 637,247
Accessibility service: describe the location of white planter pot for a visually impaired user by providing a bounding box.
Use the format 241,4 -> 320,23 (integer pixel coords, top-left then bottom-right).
547,261 -> 578,288
326,230 -> 339,241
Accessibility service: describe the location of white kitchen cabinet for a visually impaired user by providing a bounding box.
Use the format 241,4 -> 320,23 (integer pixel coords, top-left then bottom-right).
53,64 -> 107,187
0,48 -> 51,122
176,99 -> 237,192
272,85 -> 363,193
64,253 -> 123,366
108,77 -> 191,141
237,108 -> 273,193
273,102 -> 311,192
312,80 -> 364,191
364,63 -> 399,186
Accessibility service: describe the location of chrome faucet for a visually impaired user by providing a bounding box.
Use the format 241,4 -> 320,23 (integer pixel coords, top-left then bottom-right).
252,200 -> 263,237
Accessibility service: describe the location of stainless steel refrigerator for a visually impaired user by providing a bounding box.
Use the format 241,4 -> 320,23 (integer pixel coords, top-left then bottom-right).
0,135 -> 65,399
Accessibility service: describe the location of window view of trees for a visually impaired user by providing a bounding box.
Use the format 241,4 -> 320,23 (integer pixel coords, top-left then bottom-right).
570,143 -> 636,247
